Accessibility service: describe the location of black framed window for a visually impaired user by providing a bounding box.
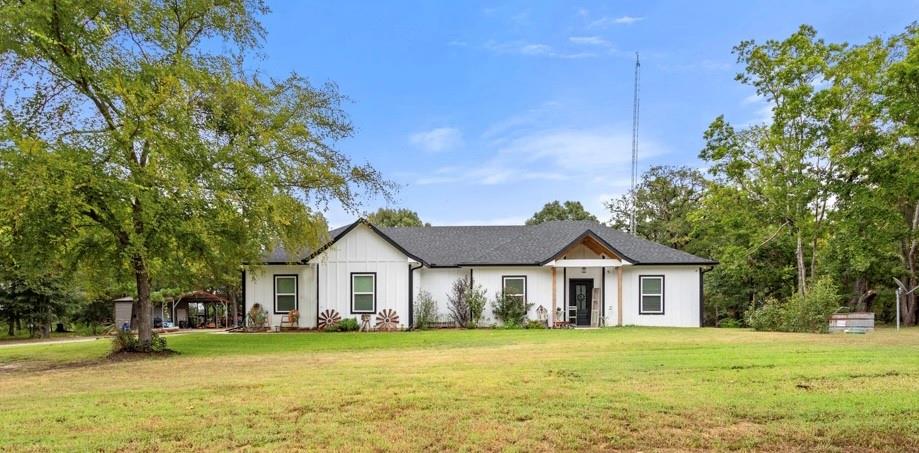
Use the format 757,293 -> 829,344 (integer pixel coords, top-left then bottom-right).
274,275 -> 298,313
639,275 -> 664,314
502,276 -> 527,303
351,273 -> 376,313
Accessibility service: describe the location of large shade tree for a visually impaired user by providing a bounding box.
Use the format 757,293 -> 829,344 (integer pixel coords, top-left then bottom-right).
526,201 -> 597,225
0,0 -> 391,350
367,208 -> 428,227
606,165 -> 706,250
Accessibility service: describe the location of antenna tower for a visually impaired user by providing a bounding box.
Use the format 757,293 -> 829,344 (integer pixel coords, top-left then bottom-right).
630,52 -> 641,235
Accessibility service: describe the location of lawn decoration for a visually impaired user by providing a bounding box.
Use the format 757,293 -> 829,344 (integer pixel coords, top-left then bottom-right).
375,309 -> 400,331
318,309 -> 341,330
360,314 -> 372,332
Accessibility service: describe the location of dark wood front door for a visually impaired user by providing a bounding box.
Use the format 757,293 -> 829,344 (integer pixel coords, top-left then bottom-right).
569,279 -> 593,326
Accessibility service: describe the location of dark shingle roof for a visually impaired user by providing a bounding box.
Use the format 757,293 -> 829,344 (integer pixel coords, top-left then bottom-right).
261,219 -> 717,266
379,220 -> 715,266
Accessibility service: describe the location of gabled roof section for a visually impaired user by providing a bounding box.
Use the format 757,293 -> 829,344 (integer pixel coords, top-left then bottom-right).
379,220 -> 716,267
255,219 -> 717,267
303,218 -> 427,265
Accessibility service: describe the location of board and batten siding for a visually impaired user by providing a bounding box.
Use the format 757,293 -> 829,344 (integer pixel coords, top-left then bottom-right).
312,224 -> 411,327
415,267 -> 466,322
244,264 -> 316,328
620,265 -> 701,327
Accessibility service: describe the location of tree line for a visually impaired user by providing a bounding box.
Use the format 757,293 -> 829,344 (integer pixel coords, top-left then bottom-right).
610,24 -> 919,327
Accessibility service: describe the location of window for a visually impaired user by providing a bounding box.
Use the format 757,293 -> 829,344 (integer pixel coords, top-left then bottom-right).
639,275 -> 664,314
502,276 -> 527,303
274,275 -> 298,313
351,273 -> 376,313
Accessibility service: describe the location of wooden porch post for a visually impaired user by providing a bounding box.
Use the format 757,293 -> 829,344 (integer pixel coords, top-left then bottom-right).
551,267 -> 557,327
616,267 -> 623,326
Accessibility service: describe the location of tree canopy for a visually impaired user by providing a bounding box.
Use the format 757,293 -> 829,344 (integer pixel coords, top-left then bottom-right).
367,208 -> 428,227
610,24 -> 919,327
526,201 -> 597,225
0,0 -> 391,348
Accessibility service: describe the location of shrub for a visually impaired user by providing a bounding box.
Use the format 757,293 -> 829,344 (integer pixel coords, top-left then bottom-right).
492,291 -> 533,328
467,286 -> 487,328
112,331 -> 168,353
413,290 -> 438,330
150,333 -> 168,352
337,318 -> 360,332
717,318 -> 743,328
525,319 -> 547,329
446,277 -> 488,328
746,276 -> 841,333
783,277 -> 840,333
112,329 -> 138,353
446,278 -> 470,327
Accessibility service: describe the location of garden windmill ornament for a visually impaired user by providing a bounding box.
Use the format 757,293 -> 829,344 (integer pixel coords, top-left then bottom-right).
893,278 -> 919,332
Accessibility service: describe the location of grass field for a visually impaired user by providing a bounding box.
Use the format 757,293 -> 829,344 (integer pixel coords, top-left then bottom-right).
1,328 -> 918,451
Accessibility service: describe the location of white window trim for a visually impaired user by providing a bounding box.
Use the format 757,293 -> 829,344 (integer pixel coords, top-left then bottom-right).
351,273 -> 377,314
274,275 -> 298,314
639,275 -> 665,315
502,276 -> 527,302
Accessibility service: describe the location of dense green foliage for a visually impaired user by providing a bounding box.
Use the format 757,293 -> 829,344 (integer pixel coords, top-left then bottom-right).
526,200 -> 597,225
334,318 -> 360,332
412,290 -> 438,329
0,1 -> 390,348
367,208 -> 428,227
491,292 -> 534,327
607,166 -> 705,250
446,277 -> 487,328
610,25 -> 919,328
745,276 -> 841,332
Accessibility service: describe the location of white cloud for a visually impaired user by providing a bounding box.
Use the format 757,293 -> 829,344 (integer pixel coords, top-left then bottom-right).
409,127 -> 463,152
568,36 -> 613,47
416,125 -> 666,187
590,15 -> 644,27
740,92 -> 773,125
484,40 -> 598,59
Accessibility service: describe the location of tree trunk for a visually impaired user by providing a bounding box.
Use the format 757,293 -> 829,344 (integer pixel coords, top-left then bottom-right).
848,277 -> 876,312
228,290 -> 238,328
133,254 -> 153,351
7,316 -> 14,336
796,232 -> 807,296
902,276 -> 918,326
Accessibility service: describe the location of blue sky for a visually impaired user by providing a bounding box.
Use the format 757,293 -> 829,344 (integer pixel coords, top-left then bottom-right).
256,1 -> 916,227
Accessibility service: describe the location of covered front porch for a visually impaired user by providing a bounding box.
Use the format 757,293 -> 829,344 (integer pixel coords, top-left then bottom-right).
543,232 -> 632,328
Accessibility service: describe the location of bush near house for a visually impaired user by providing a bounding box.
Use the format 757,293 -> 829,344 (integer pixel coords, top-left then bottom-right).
492,291 -> 533,328
746,276 -> 841,332
413,291 -> 438,330
447,277 -> 487,328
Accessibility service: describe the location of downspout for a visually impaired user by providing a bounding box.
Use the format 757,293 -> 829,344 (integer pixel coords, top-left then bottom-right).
315,263 -> 320,329
408,263 -> 424,330
241,269 -> 246,326
699,266 -> 713,327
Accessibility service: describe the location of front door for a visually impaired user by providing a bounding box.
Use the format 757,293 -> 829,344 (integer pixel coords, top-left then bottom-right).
569,279 -> 593,326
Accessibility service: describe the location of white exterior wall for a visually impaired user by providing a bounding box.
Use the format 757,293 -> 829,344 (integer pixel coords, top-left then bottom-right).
620,265 -> 701,327
244,264 -> 316,328
415,267 -> 467,321
468,267 -> 555,325
311,224 -> 412,328
244,224 -> 703,329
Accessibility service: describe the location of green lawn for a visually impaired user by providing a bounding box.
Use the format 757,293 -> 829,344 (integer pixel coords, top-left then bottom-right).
1,328 -> 917,451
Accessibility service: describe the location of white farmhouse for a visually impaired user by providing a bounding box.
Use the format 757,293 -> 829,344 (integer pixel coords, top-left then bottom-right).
243,219 -> 717,329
